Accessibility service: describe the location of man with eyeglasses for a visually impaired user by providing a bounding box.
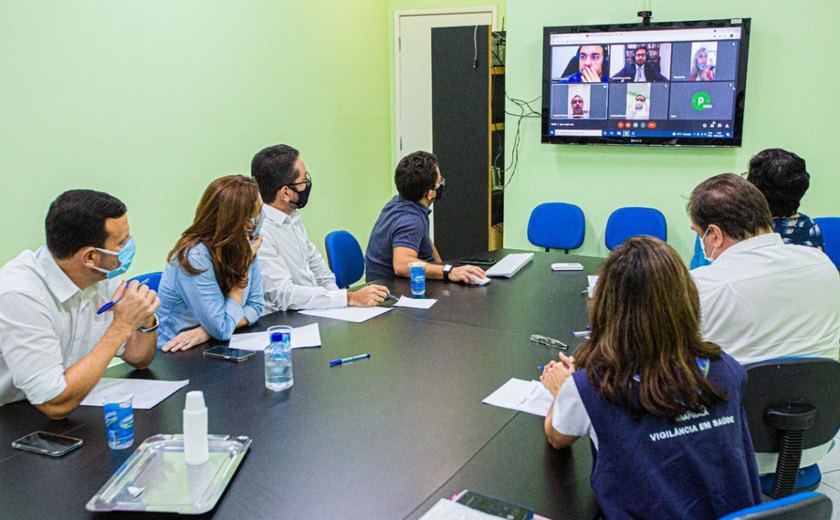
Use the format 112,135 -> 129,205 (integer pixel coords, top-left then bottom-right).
364,151 -> 486,284
251,144 -> 390,313
0,190 -> 159,418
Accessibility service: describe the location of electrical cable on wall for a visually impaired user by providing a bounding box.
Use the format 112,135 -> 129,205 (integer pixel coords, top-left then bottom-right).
473,26 -> 479,68
500,93 -> 540,191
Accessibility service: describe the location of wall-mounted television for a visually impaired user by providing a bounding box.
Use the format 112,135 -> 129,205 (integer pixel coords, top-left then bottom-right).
541,18 -> 750,147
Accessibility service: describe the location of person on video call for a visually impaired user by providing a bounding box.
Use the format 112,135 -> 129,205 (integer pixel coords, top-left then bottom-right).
611,46 -> 668,83
560,45 -> 609,83
690,47 -> 715,81
570,95 -> 586,118
628,94 -> 649,119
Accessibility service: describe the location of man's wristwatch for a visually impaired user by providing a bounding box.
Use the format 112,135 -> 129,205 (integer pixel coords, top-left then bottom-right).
138,314 -> 160,334
442,264 -> 453,283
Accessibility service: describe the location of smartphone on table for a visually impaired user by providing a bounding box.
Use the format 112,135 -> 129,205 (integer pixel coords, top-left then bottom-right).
454,490 -> 534,520
203,346 -> 257,363
12,431 -> 84,457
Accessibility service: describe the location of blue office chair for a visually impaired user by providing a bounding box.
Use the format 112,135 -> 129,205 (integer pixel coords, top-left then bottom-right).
814,217 -> 840,270
527,202 -> 585,253
324,230 -> 365,289
689,234 -> 710,270
743,358 -> 840,499
718,491 -> 832,520
604,207 -> 667,250
129,271 -> 162,292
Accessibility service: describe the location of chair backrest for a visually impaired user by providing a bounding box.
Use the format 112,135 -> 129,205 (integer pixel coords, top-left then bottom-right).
605,206 -> 667,250
743,358 -> 840,453
129,271 -> 162,292
718,491 -> 832,520
744,358 -> 840,497
527,202 -> 585,252
324,230 -> 365,289
814,217 -> 840,270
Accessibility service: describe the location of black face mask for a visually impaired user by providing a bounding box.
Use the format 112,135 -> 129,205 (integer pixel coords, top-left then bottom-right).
290,181 -> 312,209
433,183 -> 443,202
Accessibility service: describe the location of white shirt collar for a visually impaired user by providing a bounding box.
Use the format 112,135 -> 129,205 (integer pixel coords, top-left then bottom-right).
264,203 -> 297,226
717,232 -> 782,260
36,246 -> 82,304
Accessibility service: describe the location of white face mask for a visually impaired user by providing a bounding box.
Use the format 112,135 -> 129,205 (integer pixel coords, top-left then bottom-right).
634,101 -> 644,110
701,227 -> 717,263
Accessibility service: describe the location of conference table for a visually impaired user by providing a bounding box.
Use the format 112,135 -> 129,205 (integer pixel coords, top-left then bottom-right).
0,250 -> 602,519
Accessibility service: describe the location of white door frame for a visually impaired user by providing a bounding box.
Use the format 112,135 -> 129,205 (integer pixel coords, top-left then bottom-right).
393,7 -> 497,164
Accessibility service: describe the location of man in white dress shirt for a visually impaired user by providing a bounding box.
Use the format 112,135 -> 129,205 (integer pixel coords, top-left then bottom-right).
688,173 -> 840,473
0,190 -> 159,418
251,144 -> 389,313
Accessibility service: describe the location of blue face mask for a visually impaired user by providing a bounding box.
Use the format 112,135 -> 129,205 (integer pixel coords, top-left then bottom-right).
249,208 -> 265,239
93,236 -> 136,279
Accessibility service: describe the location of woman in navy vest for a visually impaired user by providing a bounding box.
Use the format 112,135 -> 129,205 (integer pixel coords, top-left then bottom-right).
542,236 -> 761,519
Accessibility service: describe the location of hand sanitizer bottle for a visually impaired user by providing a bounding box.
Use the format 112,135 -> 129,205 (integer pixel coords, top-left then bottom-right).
183,391 -> 209,465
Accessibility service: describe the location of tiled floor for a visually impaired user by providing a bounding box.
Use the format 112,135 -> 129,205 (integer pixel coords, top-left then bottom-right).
816,434 -> 840,519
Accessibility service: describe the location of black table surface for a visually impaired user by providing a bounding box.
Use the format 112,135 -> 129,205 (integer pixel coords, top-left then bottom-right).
0,250 -> 600,519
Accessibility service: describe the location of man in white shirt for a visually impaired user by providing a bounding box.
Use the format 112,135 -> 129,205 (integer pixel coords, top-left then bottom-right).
0,190 -> 160,419
688,173 -> 840,473
251,144 -> 389,313
688,173 -> 839,365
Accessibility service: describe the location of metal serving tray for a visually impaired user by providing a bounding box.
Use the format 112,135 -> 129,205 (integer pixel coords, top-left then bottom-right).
86,434 -> 251,514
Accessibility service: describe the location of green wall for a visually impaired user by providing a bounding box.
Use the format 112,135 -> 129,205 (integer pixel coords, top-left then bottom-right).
4,1 -> 833,274
504,1 -> 840,261
0,1 -> 392,274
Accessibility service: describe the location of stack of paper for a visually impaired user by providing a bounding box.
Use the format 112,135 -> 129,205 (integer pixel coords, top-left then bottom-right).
482,378 -> 554,416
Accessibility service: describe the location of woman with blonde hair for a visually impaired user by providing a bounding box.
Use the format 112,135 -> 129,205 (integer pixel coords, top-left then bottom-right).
542,236 -> 760,519
690,47 -> 715,81
157,175 -> 265,351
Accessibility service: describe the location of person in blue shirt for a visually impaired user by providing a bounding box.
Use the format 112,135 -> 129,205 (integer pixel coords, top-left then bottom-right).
364,151 -> 486,284
157,175 -> 265,352
690,148 -> 824,268
543,236 -> 761,519
559,44 -> 610,83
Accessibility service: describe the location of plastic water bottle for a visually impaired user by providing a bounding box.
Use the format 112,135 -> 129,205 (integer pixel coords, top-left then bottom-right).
264,325 -> 293,391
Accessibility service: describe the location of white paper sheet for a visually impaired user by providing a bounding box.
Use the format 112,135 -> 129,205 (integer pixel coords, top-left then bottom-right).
228,323 -> 322,351
587,275 -> 599,298
81,378 -> 189,409
419,499 -> 499,520
482,378 -> 554,417
393,296 -> 437,309
299,306 -> 391,323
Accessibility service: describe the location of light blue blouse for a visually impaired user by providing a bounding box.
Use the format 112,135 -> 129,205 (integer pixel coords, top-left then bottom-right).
156,242 -> 264,348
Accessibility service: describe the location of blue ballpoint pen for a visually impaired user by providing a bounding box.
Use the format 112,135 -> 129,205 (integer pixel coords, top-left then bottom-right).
96,278 -> 149,315
330,353 -> 371,366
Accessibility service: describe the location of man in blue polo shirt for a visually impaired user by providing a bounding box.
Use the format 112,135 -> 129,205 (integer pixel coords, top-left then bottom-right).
365,151 -> 486,283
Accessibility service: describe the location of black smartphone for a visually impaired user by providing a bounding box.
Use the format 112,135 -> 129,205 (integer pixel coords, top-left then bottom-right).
12,431 -> 84,457
455,490 -> 534,520
459,258 -> 497,266
203,346 -> 257,363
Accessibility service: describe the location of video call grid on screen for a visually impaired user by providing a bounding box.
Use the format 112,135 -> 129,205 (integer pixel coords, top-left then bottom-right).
545,25 -> 743,133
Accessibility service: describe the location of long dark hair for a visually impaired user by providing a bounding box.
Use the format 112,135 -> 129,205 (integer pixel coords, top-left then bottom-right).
168,175 -> 260,294
575,236 -> 727,419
